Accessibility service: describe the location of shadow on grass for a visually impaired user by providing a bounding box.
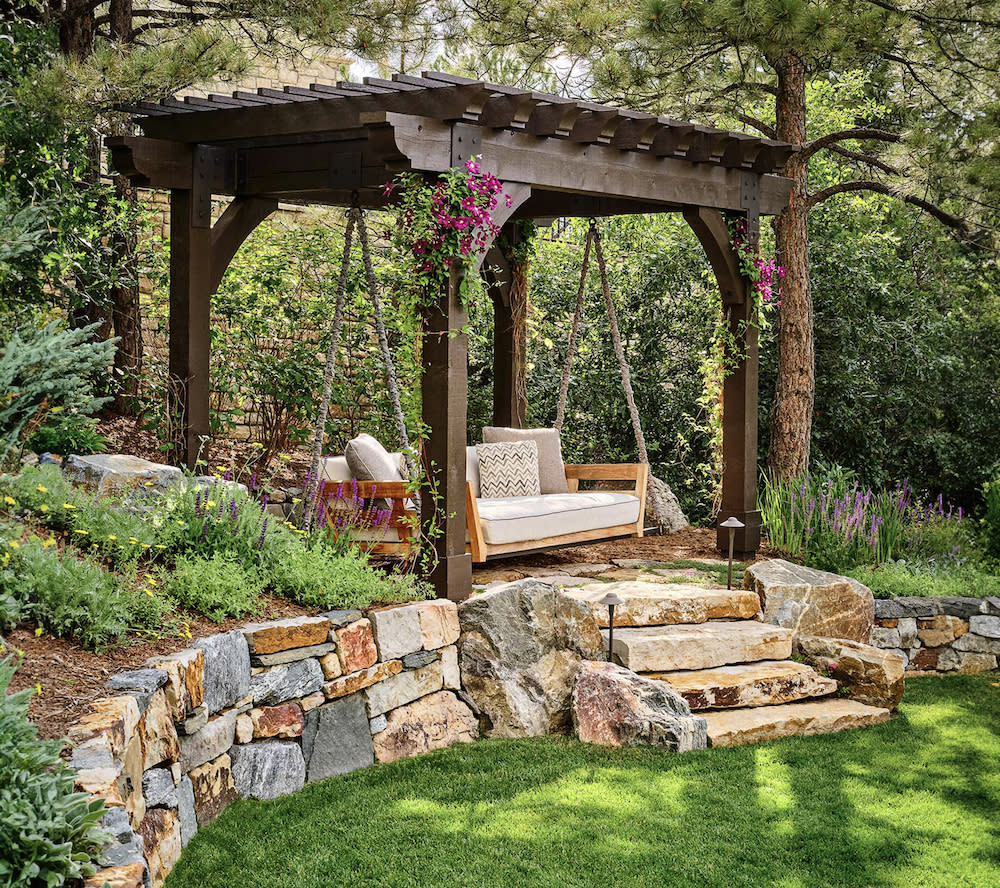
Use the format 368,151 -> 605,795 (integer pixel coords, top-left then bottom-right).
165,675 -> 1000,888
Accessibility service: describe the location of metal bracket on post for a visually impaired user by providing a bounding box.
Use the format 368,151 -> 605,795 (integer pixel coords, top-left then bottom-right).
451,123 -> 482,168
740,171 -> 761,247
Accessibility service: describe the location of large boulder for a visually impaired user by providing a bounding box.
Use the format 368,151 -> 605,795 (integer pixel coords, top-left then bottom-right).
745,559 -> 874,643
571,661 -> 707,751
63,454 -> 182,497
458,579 -> 603,737
797,635 -> 905,710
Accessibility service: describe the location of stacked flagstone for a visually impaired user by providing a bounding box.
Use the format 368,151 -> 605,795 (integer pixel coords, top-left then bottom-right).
869,596 -> 1000,673
72,601 -> 470,888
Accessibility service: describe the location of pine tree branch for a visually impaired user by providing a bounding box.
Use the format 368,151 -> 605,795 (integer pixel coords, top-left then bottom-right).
736,114 -> 776,139
800,128 -> 901,161
807,180 -> 969,234
825,144 -> 899,176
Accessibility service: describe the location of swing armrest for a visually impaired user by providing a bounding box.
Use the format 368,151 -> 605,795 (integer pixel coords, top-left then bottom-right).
319,480 -> 415,503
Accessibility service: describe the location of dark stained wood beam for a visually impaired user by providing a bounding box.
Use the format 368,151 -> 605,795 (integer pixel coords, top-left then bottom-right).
684,207 -> 760,555
209,197 -> 277,293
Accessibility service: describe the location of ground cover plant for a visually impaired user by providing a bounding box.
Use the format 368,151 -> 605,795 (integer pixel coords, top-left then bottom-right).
163,674 -> 1000,888
759,466 -> 1000,598
0,464 -> 428,650
0,657 -> 107,887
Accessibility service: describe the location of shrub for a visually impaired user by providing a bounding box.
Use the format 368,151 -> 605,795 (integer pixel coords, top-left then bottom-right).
70,499 -> 155,569
25,414 -> 109,457
164,555 -> 266,623
0,464 -> 83,531
848,561 -> 1000,599
0,321 -> 114,466
268,541 -> 429,610
983,472 -> 1000,561
0,656 -> 108,887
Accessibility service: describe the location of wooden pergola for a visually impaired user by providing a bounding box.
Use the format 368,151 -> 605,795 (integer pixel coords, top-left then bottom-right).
110,71 -> 796,601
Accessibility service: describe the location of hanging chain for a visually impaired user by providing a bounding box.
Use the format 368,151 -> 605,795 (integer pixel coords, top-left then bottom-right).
554,221 -> 596,431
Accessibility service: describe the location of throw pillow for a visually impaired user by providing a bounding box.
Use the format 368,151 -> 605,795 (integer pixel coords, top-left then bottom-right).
482,427 -> 569,494
476,441 -> 541,498
345,433 -> 403,483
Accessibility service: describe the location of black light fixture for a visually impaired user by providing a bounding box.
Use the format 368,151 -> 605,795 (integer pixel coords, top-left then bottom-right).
599,590 -> 624,662
720,516 -> 746,590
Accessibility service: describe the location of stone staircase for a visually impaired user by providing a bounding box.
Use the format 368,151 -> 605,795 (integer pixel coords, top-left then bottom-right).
565,582 -> 891,747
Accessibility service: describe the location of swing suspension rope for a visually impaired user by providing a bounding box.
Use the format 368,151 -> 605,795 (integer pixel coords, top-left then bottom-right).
307,199 -> 418,509
554,219 -> 664,522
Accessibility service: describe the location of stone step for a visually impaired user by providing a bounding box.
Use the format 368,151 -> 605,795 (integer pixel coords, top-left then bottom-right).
604,621 -> 793,672
565,582 -> 761,628
702,699 -> 892,747
645,661 -> 838,710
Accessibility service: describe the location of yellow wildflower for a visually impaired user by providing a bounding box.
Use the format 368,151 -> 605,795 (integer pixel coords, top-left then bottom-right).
3,496 -> 14,506
144,481 -> 154,487
62,503 -> 76,510
145,588 -> 154,598
39,504 -> 49,513
41,538 -> 56,549
8,540 -> 19,549
148,577 -> 158,587
154,544 -> 166,550
34,627 -> 43,637
292,497 -> 302,504
34,683 -> 42,696
36,484 -> 48,493
215,465 -> 227,472
74,529 -> 89,535
107,535 -> 117,541
206,500 -> 216,508
143,544 -> 151,550
129,537 -> 139,545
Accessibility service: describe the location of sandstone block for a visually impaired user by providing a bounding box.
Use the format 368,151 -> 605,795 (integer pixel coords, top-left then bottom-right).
69,696 -> 140,758
365,662 -> 444,717
797,635 -> 905,710
251,642 -> 335,667
249,657 -> 323,706
242,615 -> 331,655
416,599 -> 461,649
300,691 -> 326,712
194,631 -> 251,714
177,705 -> 208,736
898,618 -> 918,649
319,652 -> 343,680
871,625 -> 901,648
178,710 -> 237,772
370,605 -> 423,660
653,660 -> 837,710
235,713 -> 253,744
248,703 -> 304,739
138,807 -> 181,888
335,618 -> 378,673
303,694 -> 374,781
910,647 -> 941,670
83,863 -> 146,888
571,661 -> 707,752
938,648 -> 998,673
703,699 -> 891,747
440,645 -> 460,689
566,582 -> 759,627
147,649 -> 204,720
63,454 -> 181,497
372,691 -> 478,763
323,660 -> 402,699
745,559 -> 874,643
188,753 -> 238,825
119,734 -> 145,828
917,614 -> 968,647
138,689 -> 179,770
458,580 -> 603,737
230,740 -> 305,800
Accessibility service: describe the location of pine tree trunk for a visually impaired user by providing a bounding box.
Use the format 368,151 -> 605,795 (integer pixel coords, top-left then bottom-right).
768,52 -> 814,480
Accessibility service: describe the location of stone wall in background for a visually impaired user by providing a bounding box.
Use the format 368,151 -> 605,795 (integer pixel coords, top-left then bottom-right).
870,597 -> 1000,673
71,601 -> 468,888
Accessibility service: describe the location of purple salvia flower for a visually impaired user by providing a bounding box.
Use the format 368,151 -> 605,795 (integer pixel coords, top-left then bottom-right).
195,489 -> 202,516
217,498 -> 225,521
250,473 -> 257,491
257,518 -> 268,550
201,523 -> 209,543
230,498 -> 238,520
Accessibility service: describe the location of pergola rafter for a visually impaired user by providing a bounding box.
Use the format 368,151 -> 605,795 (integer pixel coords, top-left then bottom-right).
110,72 -> 797,600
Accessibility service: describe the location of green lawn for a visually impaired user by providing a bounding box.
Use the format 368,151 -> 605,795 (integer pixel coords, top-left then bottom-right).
165,675 -> 1000,888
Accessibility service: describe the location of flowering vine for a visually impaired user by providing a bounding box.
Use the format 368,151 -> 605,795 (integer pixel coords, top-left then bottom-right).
729,218 -> 785,318
384,156 -> 512,307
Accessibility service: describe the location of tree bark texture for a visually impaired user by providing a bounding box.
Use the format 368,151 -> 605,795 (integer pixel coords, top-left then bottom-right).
768,52 -> 814,480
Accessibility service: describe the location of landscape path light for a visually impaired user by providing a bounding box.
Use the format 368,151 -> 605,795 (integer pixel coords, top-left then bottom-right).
599,590 -> 625,663
720,516 -> 746,590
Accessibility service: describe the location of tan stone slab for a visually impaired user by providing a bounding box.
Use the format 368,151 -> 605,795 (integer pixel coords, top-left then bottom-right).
322,660 -> 403,699
703,698 -> 891,747
84,863 -> 146,888
568,582 -> 760,627
605,621 -> 793,672
648,660 -> 837,709
242,616 -> 330,655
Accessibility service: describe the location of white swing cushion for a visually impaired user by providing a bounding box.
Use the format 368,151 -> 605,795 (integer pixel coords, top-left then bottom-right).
475,491 -> 640,546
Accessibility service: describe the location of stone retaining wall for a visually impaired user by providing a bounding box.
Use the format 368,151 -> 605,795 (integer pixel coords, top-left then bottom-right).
70,601 -> 471,888
870,596 -> 1000,673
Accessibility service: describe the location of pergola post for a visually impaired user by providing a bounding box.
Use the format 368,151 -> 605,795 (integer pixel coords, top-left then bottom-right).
684,207 -> 762,555
169,187 -> 213,469
421,265 -> 473,600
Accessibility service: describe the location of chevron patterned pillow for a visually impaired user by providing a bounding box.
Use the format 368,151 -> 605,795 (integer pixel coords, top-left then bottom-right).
475,440 -> 541,498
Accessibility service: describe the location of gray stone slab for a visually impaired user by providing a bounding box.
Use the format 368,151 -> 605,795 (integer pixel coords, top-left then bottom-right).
937,597 -> 987,619
230,741 -> 305,801
106,668 -> 168,695
63,454 -> 182,496
100,831 -> 145,868
981,597 -> 1000,616
369,715 -> 387,734
970,615 -> 1000,638
249,658 -> 323,706
323,609 -> 363,629
251,642 -> 335,667
71,742 -> 114,773
177,705 -> 208,736
142,767 -> 177,808
401,650 -> 437,670
100,806 -> 133,844
178,710 -> 237,773
177,775 -> 197,848
305,695 -> 374,782
952,632 -> 1000,654
194,631 -> 251,714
